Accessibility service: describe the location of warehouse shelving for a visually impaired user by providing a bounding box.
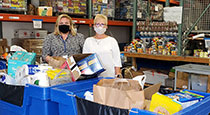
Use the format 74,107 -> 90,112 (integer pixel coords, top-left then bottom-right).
155,0 -> 179,5
123,52 -> 210,65
0,13 -> 133,26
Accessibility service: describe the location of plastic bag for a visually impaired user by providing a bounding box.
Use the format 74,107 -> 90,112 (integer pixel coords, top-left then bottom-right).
0,82 -> 24,106
76,96 -> 129,115
0,73 -> 16,85
47,69 -> 72,86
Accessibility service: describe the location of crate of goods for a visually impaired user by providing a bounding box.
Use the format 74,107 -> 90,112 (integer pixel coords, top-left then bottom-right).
8,51 -> 36,78
115,0 -> 133,19
93,0 -> 115,18
52,0 -> 87,15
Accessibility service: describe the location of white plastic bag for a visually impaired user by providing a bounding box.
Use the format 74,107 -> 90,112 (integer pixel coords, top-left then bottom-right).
0,73 -> 16,85
133,75 -> 146,89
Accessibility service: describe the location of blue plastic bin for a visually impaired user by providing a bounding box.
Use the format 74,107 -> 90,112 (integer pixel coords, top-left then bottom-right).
129,90 -> 210,115
51,78 -> 210,115
0,84 -> 59,115
51,77 -> 103,115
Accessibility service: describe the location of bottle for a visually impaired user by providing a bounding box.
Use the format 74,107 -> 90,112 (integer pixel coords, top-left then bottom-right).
34,72 -> 49,87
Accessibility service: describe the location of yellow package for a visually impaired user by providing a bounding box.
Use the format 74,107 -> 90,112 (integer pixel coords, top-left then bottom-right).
149,93 -> 182,115
46,69 -> 69,80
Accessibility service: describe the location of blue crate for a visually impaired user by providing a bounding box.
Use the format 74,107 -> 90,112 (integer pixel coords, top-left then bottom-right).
51,77 -> 103,115
129,90 -> 210,115
0,84 -> 59,115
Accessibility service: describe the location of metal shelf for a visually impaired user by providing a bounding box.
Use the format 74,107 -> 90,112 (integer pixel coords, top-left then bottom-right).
0,13 -> 133,26
123,52 -> 210,64
155,0 -> 179,5
0,7 -> 26,12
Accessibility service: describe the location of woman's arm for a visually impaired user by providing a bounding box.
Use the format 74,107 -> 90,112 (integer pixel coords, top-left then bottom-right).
42,34 -> 52,62
115,67 -> 122,77
111,38 -> 122,77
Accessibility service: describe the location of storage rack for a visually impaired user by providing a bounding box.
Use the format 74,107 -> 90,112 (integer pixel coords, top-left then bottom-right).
182,1 -> 210,55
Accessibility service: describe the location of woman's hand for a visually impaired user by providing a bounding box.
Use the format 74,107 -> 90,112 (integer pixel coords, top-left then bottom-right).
45,56 -> 52,63
115,67 -> 122,78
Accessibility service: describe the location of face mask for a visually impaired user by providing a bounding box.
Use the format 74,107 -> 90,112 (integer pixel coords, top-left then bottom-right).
94,26 -> 106,35
59,25 -> 70,34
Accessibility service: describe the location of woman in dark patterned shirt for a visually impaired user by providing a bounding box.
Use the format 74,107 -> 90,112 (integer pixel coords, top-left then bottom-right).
42,14 -> 85,62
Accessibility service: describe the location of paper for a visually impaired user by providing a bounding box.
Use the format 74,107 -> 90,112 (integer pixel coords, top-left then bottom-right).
93,79 -> 145,110
164,6 -> 183,24
33,19 -> 43,29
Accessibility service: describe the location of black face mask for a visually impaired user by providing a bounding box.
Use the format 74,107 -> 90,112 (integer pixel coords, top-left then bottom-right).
59,25 -> 70,34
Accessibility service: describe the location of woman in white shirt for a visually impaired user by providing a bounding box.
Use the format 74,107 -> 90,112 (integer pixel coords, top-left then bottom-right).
83,14 -> 122,77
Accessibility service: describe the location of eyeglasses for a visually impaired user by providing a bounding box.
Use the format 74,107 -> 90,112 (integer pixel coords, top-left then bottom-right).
95,23 -> 106,27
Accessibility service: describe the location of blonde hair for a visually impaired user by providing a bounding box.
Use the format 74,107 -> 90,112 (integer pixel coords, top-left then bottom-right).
94,14 -> 108,25
54,14 -> 76,36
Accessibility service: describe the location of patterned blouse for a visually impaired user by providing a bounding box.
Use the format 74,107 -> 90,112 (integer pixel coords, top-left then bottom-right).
42,33 -> 85,61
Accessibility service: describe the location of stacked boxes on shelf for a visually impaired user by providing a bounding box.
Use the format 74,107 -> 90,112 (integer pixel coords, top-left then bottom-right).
93,0 -> 115,18
150,2 -> 164,21
137,21 -> 178,37
39,0 -> 52,6
137,0 -> 147,20
115,0 -> 163,20
0,0 -> 27,10
115,0 -> 133,19
124,21 -> 178,55
53,0 -> 87,15
124,38 -> 178,55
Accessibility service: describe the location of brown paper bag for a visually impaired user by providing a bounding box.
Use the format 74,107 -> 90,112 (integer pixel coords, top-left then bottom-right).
48,56 -> 66,69
93,79 -> 145,110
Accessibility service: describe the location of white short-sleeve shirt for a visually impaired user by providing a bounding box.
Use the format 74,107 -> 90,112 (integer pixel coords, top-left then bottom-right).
83,36 -> 122,77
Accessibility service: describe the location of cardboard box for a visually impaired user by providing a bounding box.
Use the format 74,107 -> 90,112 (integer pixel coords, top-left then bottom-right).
177,72 -> 189,89
169,72 -> 175,78
0,39 -> 9,55
61,53 -> 105,81
38,6 -> 52,16
8,51 -> 36,78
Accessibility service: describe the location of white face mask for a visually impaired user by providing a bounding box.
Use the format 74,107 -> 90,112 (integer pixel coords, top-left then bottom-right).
94,26 -> 106,35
